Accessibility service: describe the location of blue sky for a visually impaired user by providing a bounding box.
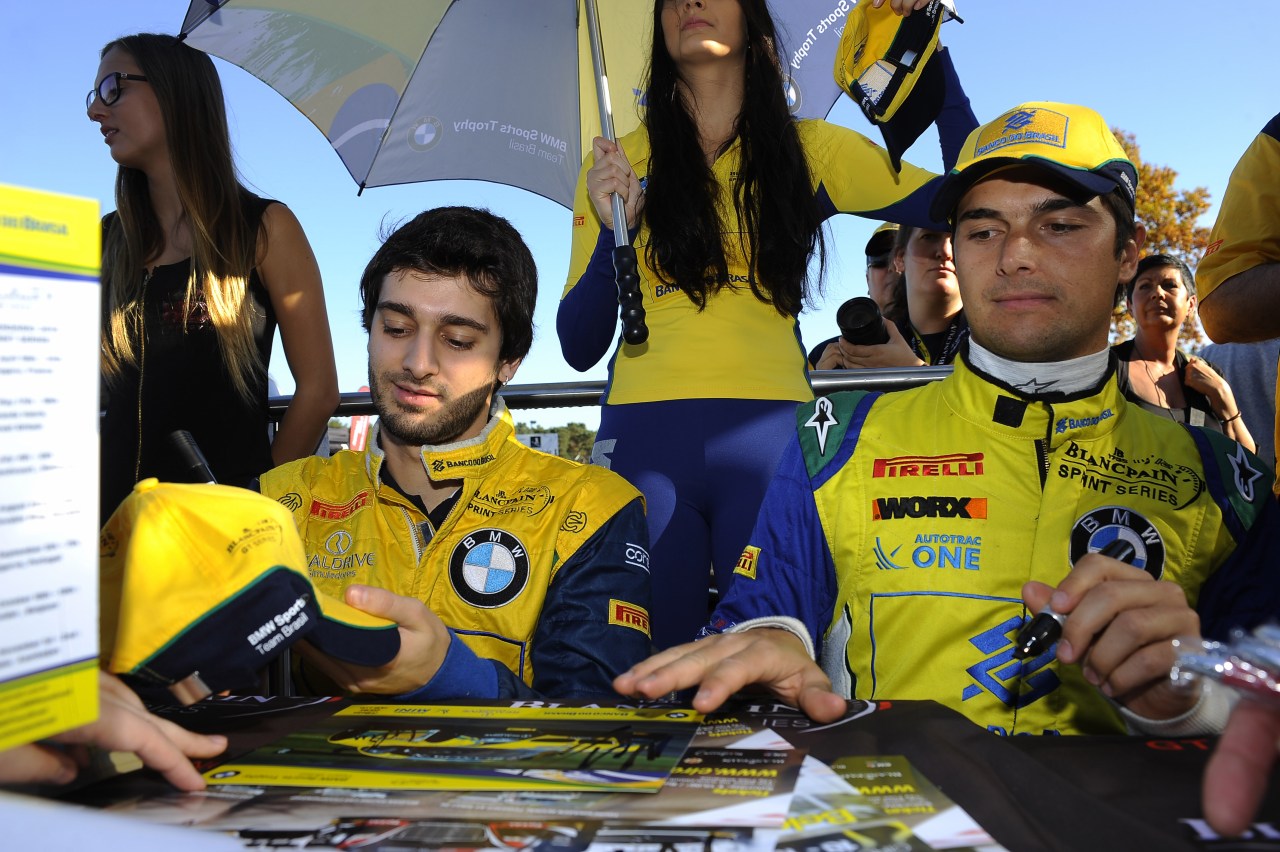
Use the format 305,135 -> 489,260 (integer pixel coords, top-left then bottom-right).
6,1 -> 1275,429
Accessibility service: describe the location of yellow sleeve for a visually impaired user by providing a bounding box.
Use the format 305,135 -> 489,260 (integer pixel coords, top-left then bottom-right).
799,119 -> 939,216
1198,117 -> 1280,299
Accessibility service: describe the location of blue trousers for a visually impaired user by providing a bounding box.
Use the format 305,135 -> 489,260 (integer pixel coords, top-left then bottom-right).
592,398 -> 800,650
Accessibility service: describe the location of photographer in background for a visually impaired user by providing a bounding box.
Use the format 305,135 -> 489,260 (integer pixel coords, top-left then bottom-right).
809,225 -> 967,369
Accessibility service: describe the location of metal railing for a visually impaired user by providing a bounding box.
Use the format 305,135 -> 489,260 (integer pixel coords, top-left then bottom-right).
268,366 -> 954,419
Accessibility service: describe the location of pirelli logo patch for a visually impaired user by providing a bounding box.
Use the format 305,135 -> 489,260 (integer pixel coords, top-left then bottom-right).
873,453 -> 984,478
735,545 -> 761,580
309,491 -> 370,520
610,600 -> 650,636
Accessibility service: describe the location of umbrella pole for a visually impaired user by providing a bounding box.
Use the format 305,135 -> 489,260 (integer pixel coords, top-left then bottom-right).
584,0 -> 647,345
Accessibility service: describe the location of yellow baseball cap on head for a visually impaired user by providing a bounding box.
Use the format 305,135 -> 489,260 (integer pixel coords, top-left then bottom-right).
834,0 -> 953,171
100,479 -> 399,704
930,101 -> 1138,223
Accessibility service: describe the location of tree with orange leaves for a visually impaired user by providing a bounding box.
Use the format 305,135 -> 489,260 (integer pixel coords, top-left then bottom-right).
1111,129 -> 1212,349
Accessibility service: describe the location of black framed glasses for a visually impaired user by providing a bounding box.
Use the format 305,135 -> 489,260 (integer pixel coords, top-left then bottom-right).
87,72 -> 149,111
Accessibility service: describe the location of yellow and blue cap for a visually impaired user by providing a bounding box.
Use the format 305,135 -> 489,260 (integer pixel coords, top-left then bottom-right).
834,0 -> 954,171
100,479 -> 399,704
930,102 -> 1137,223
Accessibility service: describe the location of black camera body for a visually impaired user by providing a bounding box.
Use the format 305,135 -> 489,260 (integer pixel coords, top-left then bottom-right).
837,296 -> 890,346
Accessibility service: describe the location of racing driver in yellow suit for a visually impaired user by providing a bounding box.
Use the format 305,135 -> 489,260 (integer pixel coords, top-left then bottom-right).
261,207 -> 651,701
615,102 -> 1280,737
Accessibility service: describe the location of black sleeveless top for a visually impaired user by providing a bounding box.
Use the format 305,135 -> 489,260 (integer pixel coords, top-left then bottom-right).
100,194 -> 278,519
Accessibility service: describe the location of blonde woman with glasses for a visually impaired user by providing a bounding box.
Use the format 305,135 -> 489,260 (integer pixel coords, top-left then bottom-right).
89,33 -> 338,518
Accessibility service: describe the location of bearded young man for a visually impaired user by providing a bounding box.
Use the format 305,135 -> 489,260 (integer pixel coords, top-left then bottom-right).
260,207 -> 651,701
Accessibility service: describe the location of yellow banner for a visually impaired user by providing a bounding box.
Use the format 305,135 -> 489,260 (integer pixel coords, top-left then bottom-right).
0,662 -> 99,752
0,184 -> 100,276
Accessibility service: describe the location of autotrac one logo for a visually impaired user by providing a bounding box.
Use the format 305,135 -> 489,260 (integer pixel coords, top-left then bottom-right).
449,528 -> 530,608
873,535 -> 982,571
872,496 -> 987,521
1069,506 -> 1165,579
963,616 -> 1060,709
1054,409 -> 1114,435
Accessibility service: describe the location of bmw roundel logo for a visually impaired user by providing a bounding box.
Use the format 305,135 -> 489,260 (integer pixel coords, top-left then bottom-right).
408,116 -> 443,151
449,529 -> 530,608
1069,506 -> 1165,580
783,75 -> 802,114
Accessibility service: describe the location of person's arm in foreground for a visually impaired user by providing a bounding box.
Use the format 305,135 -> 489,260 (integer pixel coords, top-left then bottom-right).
0,671 -> 226,791
1204,699 -> 1280,836
259,203 -> 340,465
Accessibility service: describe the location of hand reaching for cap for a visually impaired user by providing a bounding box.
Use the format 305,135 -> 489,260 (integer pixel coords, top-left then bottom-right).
295,584 -> 452,696
0,671 -> 226,792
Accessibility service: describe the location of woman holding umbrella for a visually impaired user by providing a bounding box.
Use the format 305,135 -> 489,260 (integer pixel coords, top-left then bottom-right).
89,33 -> 339,518
559,0 -> 974,649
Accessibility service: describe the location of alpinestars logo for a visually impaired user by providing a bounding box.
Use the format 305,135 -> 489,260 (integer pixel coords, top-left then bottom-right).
872,496 -> 987,520
1229,442 -> 1265,502
805,396 -> 838,455
962,616 -> 1059,708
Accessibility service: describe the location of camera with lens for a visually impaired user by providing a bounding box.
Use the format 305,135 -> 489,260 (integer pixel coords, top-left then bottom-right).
836,296 -> 890,346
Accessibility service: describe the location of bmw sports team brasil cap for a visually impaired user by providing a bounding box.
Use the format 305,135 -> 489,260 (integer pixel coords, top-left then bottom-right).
100,479 -> 400,704
930,101 -> 1138,223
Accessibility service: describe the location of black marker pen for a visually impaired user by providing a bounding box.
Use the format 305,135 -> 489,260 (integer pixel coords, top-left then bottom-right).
1012,538 -> 1137,660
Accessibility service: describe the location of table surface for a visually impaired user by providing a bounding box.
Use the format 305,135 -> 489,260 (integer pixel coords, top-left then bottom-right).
44,695 -> 1280,852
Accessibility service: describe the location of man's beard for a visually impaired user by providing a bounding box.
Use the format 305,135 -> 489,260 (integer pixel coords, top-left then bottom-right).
370,370 -> 494,447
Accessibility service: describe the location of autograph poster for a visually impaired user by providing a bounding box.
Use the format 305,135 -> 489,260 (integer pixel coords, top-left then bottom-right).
204,704 -> 701,792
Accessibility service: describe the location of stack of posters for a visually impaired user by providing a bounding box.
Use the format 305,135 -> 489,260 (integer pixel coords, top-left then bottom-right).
70,698 -> 1004,851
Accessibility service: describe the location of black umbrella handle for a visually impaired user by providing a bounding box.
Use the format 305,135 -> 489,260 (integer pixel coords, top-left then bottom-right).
613,245 -> 648,345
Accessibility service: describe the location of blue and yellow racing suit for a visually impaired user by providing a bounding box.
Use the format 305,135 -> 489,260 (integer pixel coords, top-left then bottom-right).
260,401 -> 651,701
559,121 -> 948,650
709,355 -> 1280,735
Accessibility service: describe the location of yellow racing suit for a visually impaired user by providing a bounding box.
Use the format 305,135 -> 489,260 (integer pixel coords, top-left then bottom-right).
260,401 -> 651,700
709,355 -> 1280,735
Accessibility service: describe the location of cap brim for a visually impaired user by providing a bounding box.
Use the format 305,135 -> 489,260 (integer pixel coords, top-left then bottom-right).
113,566 -> 320,699
930,158 -> 1125,224
865,232 -> 897,257
304,589 -> 401,667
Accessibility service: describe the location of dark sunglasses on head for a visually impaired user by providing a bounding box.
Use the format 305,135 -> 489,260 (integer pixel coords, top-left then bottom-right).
866,253 -> 893,270
87,72 -> 149,111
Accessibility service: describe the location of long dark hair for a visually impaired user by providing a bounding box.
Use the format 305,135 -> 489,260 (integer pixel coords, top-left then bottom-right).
642,0 -> 824,317
99,33 -> 263,402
